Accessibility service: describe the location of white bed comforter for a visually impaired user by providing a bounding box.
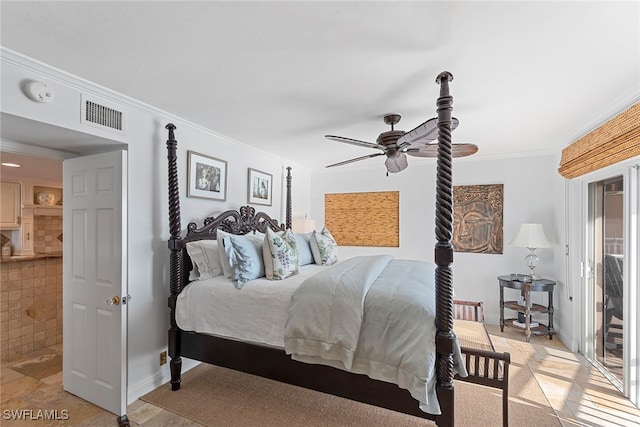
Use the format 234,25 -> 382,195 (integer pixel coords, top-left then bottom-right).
284,255 -> 467,415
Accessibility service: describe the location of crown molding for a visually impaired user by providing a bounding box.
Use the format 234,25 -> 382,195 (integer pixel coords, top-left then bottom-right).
567,87 -> 640,144
0,47 -> 282,157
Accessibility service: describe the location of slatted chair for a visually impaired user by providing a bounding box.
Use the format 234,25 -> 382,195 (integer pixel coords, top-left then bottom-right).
604,254 -> 623,347
454,300 -> 511,427
454,299 -> 485,322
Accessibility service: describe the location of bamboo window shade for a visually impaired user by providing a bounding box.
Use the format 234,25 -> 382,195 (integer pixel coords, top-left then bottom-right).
559,103 -> 640,179
324,191 -> 399,247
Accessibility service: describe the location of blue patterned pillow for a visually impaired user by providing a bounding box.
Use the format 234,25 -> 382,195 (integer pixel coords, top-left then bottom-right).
310,227 -> 338,265
264,228 -> 299,280
224,234 -> 266,288
218,230 -> 264,279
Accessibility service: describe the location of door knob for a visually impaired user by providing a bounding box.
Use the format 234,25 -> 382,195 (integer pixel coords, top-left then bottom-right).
105,296 -> 120,306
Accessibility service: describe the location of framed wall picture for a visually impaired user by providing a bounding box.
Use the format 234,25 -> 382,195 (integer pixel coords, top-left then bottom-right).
247,168 -> 272,206
187,150 -> 227,201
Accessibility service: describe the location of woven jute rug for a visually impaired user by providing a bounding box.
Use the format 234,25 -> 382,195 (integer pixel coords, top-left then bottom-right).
141,351 -> 560,427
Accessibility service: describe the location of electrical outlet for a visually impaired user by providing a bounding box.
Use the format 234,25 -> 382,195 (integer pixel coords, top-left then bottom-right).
160,351 -> 167,366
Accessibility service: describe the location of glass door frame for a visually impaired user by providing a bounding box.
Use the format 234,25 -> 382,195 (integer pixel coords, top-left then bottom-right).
586,175 -> 623,385
575,160 -> 639,407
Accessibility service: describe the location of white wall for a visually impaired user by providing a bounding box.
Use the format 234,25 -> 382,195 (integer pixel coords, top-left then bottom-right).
311,155 -> 569,339
552,151 -> 576,351
1,49 -> 312,402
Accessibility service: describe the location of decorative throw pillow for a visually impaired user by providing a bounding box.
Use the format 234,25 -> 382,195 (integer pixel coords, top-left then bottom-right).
310,227 -> 338,265
185,240 -> 223,280
224,233 -> 266,288
293,232 -> 314,266
264,228 -> 299,280
217,230 -> 265,278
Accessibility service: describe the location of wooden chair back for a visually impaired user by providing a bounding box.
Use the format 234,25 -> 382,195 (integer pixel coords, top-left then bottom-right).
454,300 -> 485,322
453,299 -> 510,427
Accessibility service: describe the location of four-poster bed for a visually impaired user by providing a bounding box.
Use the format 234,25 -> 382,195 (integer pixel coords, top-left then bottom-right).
165,72 -> 475,426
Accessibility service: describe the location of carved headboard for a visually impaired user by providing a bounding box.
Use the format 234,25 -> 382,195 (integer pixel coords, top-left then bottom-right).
179,205 -> 285,286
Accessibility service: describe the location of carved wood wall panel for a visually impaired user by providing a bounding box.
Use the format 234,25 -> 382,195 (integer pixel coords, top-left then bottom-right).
324,191 -> 399,247
452,184 -> 503,254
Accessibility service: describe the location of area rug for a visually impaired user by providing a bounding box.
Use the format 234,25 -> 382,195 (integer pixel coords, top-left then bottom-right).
141,354 -> 560,427
10,350 -> 62,380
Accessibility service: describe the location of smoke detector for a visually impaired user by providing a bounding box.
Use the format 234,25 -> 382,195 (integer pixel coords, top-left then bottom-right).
24,80 -> 54,103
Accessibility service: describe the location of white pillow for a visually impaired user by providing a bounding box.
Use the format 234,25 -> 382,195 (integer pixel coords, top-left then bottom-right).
185,240 -> 223,280
263,228 -> 299,280
216,230 -> 234,278
310,227 -> 338,266
189,261 -> 201,281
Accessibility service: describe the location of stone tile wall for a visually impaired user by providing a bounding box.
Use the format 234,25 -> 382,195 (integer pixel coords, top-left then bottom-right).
0,257 -> 62,361
34,215 -> 63,254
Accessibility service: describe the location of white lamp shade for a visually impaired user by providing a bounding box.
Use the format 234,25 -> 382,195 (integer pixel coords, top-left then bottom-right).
292,219 -> 316,233
509,223 -> 550,249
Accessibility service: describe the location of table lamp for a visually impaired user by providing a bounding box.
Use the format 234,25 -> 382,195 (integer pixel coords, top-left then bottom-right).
291,216 -> 316,233
509,223 -> 550,278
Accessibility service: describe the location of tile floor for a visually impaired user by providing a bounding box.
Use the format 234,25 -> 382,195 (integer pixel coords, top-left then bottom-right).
1,329 -> 640,426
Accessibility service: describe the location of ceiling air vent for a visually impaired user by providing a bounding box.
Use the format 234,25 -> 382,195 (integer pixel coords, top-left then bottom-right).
80,94 -> 126,135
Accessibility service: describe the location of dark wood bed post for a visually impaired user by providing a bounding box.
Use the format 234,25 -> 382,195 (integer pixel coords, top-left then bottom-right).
434,71 -> 456,427
285,166 -> 292,229
165,123 -> 183,391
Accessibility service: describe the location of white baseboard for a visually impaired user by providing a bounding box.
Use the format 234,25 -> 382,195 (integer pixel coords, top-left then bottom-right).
127,358 -> 200,405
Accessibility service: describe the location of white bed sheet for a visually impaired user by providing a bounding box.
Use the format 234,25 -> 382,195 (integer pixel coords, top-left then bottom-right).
175,263 -> 331,348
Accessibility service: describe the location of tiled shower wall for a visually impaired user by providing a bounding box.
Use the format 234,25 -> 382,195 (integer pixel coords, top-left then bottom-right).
0,257 -> 62,361
34,215 -> 63,253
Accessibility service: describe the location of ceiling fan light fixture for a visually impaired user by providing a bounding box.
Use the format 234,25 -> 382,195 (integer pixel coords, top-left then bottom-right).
325,112 -> 477,172
385,153 -> 408,173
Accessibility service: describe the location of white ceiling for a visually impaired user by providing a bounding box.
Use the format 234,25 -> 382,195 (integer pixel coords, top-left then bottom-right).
0,150 -> 62,184
1,1 -> 639,173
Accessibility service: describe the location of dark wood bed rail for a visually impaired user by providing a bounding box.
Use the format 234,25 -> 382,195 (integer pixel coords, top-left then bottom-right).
164,71 -> 459,427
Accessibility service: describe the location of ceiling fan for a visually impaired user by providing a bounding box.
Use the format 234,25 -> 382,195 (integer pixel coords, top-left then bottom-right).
325,113 -> 478,173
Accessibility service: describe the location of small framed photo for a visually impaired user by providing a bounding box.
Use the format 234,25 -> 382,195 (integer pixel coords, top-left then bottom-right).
247,168 -> 272,206
187,151 -> 227,201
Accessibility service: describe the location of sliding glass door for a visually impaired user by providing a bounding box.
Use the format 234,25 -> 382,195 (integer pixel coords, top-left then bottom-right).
588,176 -> 624,384
581,162 -> 639,408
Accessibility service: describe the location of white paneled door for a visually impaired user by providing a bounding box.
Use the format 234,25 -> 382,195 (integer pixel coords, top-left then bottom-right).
62,150 -> 128,417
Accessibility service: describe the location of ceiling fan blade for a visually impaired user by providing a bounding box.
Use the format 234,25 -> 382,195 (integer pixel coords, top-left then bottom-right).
325,135 -> 385,151
326,152 -> 385,168
396,117 -> 460,146
406,143 -> 479,158
397,141 -> 411,151
385,153 -> 408,173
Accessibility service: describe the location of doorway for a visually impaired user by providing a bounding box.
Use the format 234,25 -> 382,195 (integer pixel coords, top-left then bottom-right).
1,117 -> 129,419
0,152 -> 64,362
